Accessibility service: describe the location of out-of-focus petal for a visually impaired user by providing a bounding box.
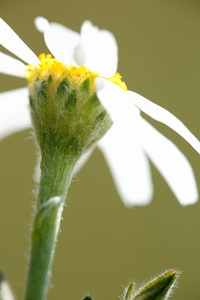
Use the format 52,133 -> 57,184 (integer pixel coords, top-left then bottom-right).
0,88 -> 31,140
98,123 -> 153,207
87,78 -> 154,205
81,21 -> 118,77
73,42 -> 86,66
139,118 -> 198,205
0,18 -> 40,65
128,90 -> 200,154
0,52 -> 26,77
95,78 -> 140,123
35,17 -> 80,65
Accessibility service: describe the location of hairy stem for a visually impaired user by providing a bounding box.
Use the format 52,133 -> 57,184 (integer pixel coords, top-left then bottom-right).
24,146 -> 77,300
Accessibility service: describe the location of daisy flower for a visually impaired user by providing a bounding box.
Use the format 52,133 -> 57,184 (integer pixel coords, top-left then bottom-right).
0,17 -> 199,207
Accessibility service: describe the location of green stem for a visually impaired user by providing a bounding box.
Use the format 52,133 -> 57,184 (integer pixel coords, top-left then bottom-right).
24,147 -> 77,300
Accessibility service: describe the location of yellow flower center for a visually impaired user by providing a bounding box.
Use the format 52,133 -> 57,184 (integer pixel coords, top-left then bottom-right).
25,53 -> 127,91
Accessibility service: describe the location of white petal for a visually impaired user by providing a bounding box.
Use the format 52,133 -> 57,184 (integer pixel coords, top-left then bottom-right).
35,17 -> 80,65
81,21 -> 118,77
98,123 -> 153,207
95,78 -> 140,123
73,42 -> 86,66
128,90 -> 200,154
139,118 -> 198,205
0,88 -> 31,140
0,18 -> 40,65
0,279 -> 15,300
0,52 -> 26,77
34,16 -> 49,33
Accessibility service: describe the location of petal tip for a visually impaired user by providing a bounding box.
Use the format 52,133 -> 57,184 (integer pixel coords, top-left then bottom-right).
179,194 -> 198,206
94,77 -> 106,91
34,16 -> 49,33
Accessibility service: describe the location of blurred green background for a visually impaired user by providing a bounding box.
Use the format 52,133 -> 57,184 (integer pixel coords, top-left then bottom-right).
1,0 -> 200,299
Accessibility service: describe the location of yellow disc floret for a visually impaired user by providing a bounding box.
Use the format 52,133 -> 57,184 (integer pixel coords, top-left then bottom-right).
109,73 -> 127,91
25,54 -> 127,91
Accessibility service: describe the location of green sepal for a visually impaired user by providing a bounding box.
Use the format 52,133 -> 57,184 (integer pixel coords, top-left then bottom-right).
65,88 -> 77,109
86,93 -> 100,108
56,77 -> 70,98
80,78 -> 91,93
36,79 -> 48,103
133,269 -> 180,300
125,281 -> 135,300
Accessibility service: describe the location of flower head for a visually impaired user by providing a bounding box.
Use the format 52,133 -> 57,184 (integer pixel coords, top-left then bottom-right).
0,17 -> 200,206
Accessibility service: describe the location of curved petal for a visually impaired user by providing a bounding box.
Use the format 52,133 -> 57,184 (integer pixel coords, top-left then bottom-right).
97,123 -> 153,207
95,78 -> 140,123
35,17 -> 80,65
81,21 -> 118,77
0,18 -> 40,65
0,87 -> 31,140
128,90 -> 200,154
139,118 -> 198,205
0,52 -> 26,77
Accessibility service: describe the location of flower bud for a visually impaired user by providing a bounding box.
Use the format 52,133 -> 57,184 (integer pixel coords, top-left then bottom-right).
133,269 -> 180,300
27,55 -> 112,158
